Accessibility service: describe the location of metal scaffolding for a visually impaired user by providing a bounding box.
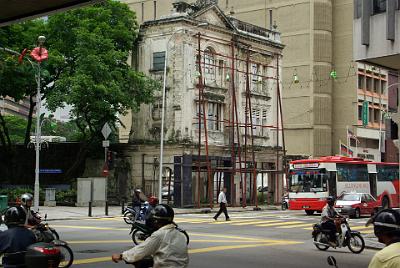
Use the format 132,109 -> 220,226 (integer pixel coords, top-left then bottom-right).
192,32 -> 286,208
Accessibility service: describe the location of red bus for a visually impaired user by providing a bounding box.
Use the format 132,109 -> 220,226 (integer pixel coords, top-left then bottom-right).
288,156 -> 399,215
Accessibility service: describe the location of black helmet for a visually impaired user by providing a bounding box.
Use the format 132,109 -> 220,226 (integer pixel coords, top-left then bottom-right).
327,196 -> 335,205
366,209 -> 400,237
21,193 -> 33,206
4,206 -> 26,226
150,204 -> 174,224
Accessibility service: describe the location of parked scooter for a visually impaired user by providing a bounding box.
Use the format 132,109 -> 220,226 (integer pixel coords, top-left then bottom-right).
312,217 -> 365,254
129,221 -> 189,245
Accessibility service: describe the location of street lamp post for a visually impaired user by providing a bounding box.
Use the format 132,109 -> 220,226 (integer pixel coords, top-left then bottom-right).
33,35 -> 47,210
158,23 -> 208,204
0,36 -> 47,210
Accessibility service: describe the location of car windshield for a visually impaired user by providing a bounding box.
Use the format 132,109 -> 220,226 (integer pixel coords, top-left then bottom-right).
338,194 -> 360,201
289,170 -> 328,192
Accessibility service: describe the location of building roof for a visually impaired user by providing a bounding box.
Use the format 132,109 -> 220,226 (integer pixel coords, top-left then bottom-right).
141,2 -> 283,48
0,0 -> 101,27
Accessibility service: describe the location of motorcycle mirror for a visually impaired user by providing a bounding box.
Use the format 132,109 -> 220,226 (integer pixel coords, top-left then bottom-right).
327,256 -> 337,267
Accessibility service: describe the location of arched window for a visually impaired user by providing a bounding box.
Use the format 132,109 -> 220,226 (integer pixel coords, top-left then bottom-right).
204,47 -> 215,76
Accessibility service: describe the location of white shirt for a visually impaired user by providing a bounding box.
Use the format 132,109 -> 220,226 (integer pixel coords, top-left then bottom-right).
122,224 -> 189,268
218,191 -> 227,204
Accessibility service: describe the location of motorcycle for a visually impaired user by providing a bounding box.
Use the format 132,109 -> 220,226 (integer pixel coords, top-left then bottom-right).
31,214 -> 74,268
129,221 -> 190,246
123,202 -> 150,225
312,217 -> 365,254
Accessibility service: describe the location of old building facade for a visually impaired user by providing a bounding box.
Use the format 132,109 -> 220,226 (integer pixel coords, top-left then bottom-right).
120,1 -> 284,206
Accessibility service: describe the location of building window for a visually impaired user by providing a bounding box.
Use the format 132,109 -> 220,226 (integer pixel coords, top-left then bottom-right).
207,102 -> 222,131
374,78 -> 380,93
195,102 -> 204,129
358,74 -> 365,89
374,109 -> 380,123
152,52 -> 165,71
358,105 -> 363,120
251,64 -> 261,91
261,110 -> 268,136
204,48 -> 215,75
366,76 -> 373,92
373,0 -> 387,14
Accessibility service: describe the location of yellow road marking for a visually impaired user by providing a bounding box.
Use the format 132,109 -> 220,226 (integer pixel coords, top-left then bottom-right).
67,239 -> 286,244
256,221 -> 303,227
51,225 -> 126,231
210,219 -> 261,225
174,219 -> 213,223
303,227 -> 313,230
351,226 -> 372,231
231,220 -> 282,226
72,240 -> 304,265
189,232 -> 265,242
275,223 -> 312,229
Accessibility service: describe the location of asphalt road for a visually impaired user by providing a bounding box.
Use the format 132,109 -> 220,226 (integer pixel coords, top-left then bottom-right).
48,210 -> 377,268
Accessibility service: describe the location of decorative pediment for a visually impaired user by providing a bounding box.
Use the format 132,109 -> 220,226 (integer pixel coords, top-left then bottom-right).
191,4 -> 235,30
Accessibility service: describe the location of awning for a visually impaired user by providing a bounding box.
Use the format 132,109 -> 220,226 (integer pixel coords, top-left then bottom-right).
0,0 -> 102,27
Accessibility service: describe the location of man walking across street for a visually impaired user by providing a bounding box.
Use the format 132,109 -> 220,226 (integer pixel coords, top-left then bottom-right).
213,187 -> 230,221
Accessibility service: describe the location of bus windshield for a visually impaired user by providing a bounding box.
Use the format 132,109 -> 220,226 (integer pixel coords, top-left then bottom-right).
289,170 -> 328,192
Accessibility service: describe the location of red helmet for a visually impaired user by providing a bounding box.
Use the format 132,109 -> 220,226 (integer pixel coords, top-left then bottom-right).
148,196 -> 159,206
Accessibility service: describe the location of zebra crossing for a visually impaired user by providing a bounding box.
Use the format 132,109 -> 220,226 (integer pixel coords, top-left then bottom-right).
173,212 -> 374,234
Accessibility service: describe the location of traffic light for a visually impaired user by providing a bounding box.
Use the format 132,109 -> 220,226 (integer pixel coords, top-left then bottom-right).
107,150 -> 116,170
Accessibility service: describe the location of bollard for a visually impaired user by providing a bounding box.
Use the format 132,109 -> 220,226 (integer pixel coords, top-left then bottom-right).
88,201 -> 92,217
105,201 -> 109,216
121,200 -> 125,214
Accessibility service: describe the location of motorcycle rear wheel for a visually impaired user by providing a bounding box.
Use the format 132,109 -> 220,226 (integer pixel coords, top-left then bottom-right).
347,233 -> 365,254
58,244 -> 74,268
314,233 -> 329,251
132,229 -> 147,245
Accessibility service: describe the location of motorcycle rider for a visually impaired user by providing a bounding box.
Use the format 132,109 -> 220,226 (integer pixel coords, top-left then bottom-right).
20,193 -> 38,226
0,206 -> 37,268
321,196 -> 341,247
132,189 -> 145,221
112,204 -> 189,267
367,209 -> 400,268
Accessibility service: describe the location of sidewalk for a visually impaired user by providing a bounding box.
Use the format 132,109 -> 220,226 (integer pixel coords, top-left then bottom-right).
38,205 -> 280,221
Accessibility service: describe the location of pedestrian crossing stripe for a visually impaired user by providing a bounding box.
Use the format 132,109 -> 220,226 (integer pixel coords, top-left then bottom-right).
210,219 -> 259,225
276,223 -> 312,229
256,221 -> 303,227
231,220 -> 283,226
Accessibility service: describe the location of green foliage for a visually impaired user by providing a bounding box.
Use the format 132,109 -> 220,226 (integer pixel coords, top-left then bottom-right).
44,0 -> 160,141
0,187 -> 44,203
0,0 -> 160,149
55,189 -> 76,204
3,115 -> 27,144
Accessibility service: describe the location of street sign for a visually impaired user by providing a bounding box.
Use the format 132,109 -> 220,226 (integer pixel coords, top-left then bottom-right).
101,123 -> 112,139
102,140 -> 110,148
39,169 -> 62,174
362,101 -> 369,126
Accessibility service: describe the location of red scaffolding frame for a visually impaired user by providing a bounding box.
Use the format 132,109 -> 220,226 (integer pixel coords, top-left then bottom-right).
193,32 -> 286,208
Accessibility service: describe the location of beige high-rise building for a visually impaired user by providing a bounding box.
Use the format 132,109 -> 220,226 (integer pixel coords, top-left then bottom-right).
121,0 -> 392,161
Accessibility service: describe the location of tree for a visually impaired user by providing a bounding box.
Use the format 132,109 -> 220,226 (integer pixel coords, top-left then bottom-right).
43,0 -> 159,177
0,0 -> 159,179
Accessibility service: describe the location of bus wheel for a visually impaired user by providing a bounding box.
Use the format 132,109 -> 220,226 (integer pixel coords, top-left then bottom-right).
305,210 -> 314,215
382,197 -> 390,209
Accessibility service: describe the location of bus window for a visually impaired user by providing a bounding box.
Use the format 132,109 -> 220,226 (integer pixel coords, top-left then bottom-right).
337,164 -> 368,182
289,171 -> 328,192
377,165 -> 399,181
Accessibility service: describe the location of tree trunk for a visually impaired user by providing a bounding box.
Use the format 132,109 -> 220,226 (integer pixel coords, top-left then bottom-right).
24,94 -> 36,146
0,112 -> 12,148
